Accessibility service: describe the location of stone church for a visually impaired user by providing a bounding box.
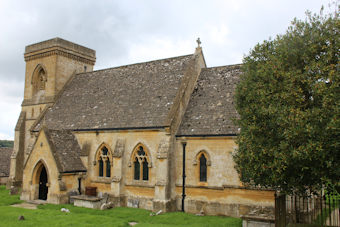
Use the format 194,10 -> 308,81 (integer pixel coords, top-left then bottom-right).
8,37 -> 274,217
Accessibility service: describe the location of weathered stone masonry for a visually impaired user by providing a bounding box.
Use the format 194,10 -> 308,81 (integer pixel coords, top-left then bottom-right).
9,38 -> 274,218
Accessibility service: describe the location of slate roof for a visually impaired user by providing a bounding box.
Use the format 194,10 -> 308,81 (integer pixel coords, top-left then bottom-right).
0,147 -> 12,177
34,54 -> 193,131
177,64 -> 242,136
44,129 -> 86,173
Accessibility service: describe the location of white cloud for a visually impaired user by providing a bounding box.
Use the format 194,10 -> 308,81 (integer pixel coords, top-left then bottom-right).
209,24 -> 231,45
0,132 -> 13,140
127,38 -> 194,64
0,80 -> 23,140
0,0 -> 331,139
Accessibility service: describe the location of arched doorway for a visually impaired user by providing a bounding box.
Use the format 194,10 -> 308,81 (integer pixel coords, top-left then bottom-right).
38,166 -> 48,200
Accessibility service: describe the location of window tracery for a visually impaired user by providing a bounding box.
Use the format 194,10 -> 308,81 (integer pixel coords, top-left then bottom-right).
132,145 -> 150,181
96,145 -> 111,178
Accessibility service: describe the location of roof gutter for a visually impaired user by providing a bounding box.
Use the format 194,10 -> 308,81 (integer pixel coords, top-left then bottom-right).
176,133 -> 237,138
73,126 -> 166,132
62,170 -> 87,174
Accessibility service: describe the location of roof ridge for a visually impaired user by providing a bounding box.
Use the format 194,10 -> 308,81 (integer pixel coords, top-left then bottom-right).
204,63 -> 243,70
76,53 -> 194,75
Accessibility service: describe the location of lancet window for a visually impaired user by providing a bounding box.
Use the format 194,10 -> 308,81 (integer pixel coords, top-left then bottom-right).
199,153 -> 207,182
32,66 -> 47,95
194,151 -> 211,183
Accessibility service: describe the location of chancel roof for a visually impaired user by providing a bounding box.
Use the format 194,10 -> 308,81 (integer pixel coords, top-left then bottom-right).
177,65 -> 242,136
34,54 -> 193,131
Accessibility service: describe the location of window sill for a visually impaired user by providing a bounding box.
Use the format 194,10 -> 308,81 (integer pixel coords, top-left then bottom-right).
175,183 -> 222,190
91,177 -> 111,184
125,181 -> 154,188
197,182 -> 208,187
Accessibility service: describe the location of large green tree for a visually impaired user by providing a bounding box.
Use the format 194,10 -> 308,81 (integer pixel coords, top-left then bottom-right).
233,7 -> 339,195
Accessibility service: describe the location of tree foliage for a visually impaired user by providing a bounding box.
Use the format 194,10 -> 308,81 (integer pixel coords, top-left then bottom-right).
233,7 -> 339,195
0,140 -> 13,148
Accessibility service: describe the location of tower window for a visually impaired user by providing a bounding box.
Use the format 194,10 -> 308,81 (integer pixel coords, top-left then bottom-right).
32,67 -> 47,96
38,70 -> 46,90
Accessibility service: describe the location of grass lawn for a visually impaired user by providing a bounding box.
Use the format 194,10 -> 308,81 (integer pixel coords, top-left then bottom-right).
0,186 -> 242,227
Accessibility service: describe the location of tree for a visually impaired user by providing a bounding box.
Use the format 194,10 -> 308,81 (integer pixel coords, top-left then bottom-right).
0,140 -> 14,148
233,6 -> 339,195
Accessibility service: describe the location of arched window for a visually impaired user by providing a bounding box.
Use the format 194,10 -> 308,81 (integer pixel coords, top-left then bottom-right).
96,145 -> 112,178
194,151 -> 211,183
32,66 -> 47,96
199,154 -> 207,182
132,145 -> 150,181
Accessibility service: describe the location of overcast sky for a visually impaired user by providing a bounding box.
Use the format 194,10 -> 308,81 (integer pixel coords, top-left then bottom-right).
0,0 -> 332,140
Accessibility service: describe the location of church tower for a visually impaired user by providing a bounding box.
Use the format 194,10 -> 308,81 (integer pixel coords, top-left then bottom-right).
8,38 -> 96,193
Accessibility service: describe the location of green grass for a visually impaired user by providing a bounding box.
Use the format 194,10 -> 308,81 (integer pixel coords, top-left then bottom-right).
313,199 -> 339,226
0,186 -> 242,227
0,185 -> 22,206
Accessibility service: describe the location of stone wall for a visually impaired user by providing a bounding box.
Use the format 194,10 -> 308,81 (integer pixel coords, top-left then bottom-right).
74,129 -> 173,211
18,117 -> 276,217
0,177 -> 8,185
174,137 -> 275,217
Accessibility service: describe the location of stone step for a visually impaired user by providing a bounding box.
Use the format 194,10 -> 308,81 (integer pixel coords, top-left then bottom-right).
26,200 -> 48,205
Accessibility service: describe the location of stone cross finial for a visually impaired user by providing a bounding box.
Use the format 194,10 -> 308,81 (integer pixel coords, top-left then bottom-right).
196,38 -> 201,47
